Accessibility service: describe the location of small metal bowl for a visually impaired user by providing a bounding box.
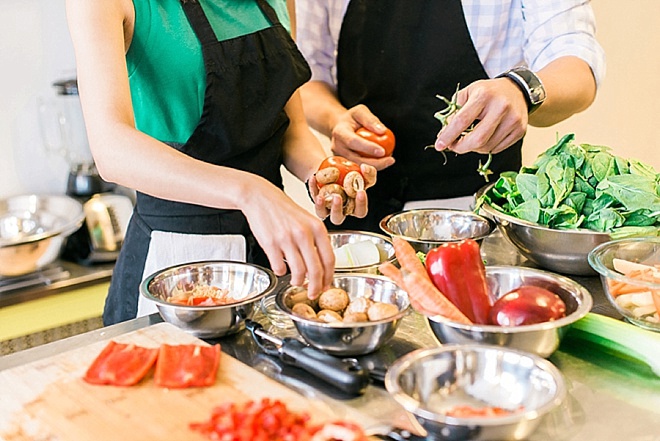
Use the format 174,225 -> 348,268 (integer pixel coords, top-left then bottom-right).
276,273 -> 410,356
379,209 -> 495,254
589,237 -> 660,331
427,266 -> 593,358
140,260 -> 277,338
385,345 -> 567,441
329,230 -> 396,274
477,185 -> 611,276
0,194 -> 85,277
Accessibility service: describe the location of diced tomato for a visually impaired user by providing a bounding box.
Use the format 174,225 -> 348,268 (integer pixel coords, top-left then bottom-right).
83,341 -> 159,386
190,398 -> 366,441
154,343 -> 221,388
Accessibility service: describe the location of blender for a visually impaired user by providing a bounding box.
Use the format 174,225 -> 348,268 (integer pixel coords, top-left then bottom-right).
39,78 -> 133,264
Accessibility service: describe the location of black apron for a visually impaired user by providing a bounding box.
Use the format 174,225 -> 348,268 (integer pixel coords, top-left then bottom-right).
104,0 -> 311,325
332,0 -> 522,232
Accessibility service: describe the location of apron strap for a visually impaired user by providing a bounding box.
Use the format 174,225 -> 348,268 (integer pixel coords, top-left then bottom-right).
180,0 -> 218,46
255,0 -> 282,26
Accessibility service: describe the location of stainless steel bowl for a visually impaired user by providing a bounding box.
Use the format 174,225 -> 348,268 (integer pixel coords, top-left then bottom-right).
477,187 -> 611,276
385,345 -> 566,441
140,260 -> 277,338
329,230 -> 395,274
379,209 -> 495,254
276,273 -> 410,356
0,194 -> 85,277
427,266 -> 592,358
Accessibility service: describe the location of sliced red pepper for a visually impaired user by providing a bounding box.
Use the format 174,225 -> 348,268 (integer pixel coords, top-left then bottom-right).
83,340 -> 159,386
154,343 -> 221,388
425,238 -> 491,324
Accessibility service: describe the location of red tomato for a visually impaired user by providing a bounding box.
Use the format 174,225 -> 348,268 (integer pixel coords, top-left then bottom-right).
489,286 -> 567,326
356,127 -> 396,157
317,156 -> 362,188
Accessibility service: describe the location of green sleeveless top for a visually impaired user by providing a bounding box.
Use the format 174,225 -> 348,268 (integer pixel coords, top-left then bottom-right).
126,0 -> 291,143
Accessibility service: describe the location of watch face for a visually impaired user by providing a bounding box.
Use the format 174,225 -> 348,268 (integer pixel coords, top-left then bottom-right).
514,67 -> 546,106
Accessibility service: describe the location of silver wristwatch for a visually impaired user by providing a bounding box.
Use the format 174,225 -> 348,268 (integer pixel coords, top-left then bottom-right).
497,67 -> 546,114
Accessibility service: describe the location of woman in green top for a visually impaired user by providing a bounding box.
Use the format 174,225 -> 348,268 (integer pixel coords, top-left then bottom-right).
66,0 -> 374,325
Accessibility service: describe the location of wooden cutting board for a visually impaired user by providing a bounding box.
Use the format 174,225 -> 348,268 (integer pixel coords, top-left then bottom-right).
0,322 -> 369,441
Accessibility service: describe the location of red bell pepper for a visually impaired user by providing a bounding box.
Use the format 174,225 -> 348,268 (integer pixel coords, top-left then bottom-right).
425,238 -> 492,324
154,343 -> 221,388
83,341 -> 159,386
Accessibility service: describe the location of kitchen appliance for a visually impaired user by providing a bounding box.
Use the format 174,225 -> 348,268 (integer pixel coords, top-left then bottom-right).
39,78 -> 133,265
39,78 -> 115,198
62,193 -> 133,264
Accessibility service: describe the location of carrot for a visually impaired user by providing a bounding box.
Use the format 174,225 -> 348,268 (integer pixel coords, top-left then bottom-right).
401,270 -> 473,324
391,237 -> 430,282
378,261 -> 406,288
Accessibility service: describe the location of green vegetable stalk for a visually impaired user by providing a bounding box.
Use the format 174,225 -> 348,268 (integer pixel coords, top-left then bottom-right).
432,85 -> 493,181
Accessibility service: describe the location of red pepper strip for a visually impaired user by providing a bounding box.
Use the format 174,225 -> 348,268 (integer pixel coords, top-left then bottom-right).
83,341 -> 159,386
425,238 -> 491,324
154,343 -> 221,388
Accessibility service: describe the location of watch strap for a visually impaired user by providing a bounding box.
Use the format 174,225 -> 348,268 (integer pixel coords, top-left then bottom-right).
497,67 -> 546,114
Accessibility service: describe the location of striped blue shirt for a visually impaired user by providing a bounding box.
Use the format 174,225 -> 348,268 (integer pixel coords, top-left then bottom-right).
295,0 -> 606,88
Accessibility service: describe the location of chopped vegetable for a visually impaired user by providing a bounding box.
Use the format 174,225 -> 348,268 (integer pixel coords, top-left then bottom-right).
445,404 -> 522,418
168,284 -> 236,306
606,258 -> 660,322
478,133 -> 660,236
154,344 -> 221,388
334,240 -> 381,268
83,341 -> 158,386
425,239 -> 491,324
189,398 -> 367,441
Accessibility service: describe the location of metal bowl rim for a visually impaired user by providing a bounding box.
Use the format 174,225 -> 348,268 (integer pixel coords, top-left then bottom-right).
139,260 -> 278,309
379,208 -> 496,244
0,194 -> 85,247
427,265 -> 593,332
275,273 -> 411,327
384,344 -> 567,426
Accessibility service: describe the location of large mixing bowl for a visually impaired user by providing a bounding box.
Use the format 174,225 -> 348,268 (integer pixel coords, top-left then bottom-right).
140,260 -> 277,338
379,209 -> 495,254
329,230 -> 396,274
477,187 -> 611,276
0,194 -> 85,277
385,345 -> 566,441
276,273 -> 410,356
427,266 -> 593,358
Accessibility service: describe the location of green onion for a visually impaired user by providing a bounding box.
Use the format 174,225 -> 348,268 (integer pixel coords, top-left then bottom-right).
569,313 -> 660,377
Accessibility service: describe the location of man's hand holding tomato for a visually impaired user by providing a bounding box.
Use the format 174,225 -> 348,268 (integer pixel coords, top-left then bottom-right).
329,104 -> 396,171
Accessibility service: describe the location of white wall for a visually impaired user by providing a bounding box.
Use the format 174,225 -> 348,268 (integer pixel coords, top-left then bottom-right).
1,1 -> 658,205
0,0 -> 76,198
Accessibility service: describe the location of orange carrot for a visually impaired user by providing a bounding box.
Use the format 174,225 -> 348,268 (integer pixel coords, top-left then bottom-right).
391,237 -> 430,282
379,261 -> 406,288
402,270 -> 473,324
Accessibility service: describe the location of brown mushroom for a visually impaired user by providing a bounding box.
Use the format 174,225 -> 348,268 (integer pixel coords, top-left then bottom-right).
318,184 -> 347,210
318,287 -> 350,312
343,312 -> 369,323
317,309 -> 343,323
367,302 -> 400,321
292,303 -> 318,320
345,297 -> 374,315
343,171 -> 365,198
315,166 -> 340,186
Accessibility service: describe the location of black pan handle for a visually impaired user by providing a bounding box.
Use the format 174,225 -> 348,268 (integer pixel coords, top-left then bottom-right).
279,338 -> 370,396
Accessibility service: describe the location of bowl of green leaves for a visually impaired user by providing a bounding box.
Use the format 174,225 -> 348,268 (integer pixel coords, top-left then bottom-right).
477,133 -> 660,276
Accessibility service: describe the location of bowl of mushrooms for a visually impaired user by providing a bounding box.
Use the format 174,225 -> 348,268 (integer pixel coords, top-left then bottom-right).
275,273 -> 410,356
